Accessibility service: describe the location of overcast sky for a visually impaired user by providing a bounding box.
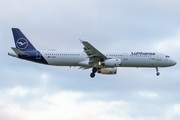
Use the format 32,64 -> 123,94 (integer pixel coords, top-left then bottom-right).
1,0 -> 180,120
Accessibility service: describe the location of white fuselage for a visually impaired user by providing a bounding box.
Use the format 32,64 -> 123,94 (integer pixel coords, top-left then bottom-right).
39,50 -> 176,68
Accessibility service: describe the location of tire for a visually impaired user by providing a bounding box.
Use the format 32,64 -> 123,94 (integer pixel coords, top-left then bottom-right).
92,67 -> 97,73
90,73 -> 95,78
156,72 -> 160,76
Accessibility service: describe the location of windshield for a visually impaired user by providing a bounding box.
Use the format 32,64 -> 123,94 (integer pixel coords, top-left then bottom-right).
165,55 -> 170,58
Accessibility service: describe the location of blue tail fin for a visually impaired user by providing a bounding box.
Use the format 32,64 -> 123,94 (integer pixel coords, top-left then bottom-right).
12,28 -> 36,51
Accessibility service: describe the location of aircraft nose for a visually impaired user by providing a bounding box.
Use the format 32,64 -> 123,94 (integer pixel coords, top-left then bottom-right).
172,60 -> 177,66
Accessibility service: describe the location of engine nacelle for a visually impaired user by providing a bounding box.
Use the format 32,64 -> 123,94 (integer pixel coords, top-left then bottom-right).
97,68 -> 117,74
99,59 -> 121,67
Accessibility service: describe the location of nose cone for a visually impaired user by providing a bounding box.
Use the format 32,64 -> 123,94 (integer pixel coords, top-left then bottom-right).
173,61 -> 177,65
172,60 -> 177,66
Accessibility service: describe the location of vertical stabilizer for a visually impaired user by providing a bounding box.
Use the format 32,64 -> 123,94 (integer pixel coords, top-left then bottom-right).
12,28 -> 36,51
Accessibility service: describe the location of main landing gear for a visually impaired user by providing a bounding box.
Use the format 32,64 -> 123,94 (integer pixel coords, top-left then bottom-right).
156,67 -> 160,76
90,67 -> 161,77
90,67 -> 97,78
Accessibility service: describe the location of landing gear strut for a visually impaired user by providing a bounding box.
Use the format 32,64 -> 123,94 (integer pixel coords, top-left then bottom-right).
156,67 -> 160,76
90,67 -> 97,78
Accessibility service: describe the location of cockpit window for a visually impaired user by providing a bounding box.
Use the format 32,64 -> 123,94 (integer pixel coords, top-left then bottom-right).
165,55 -> 170,58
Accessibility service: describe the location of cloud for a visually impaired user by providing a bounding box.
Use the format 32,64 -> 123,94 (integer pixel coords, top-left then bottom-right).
166,104 -> 180,120
138,91 -> 159,98
7,87 -> 29,97
0,89 -> 179,120
0,89 -> 132,120
152,29 -> 180,57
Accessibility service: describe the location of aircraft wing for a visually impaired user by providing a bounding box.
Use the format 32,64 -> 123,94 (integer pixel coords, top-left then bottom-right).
80,40 -> 107,60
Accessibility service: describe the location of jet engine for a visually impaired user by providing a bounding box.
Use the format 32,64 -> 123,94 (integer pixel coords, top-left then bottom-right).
99,59 -> 121,67
97,68 -> 117,74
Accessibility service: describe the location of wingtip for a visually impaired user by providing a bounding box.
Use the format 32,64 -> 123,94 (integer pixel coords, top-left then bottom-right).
79,39 -> 83,43
79,39 -> 88,43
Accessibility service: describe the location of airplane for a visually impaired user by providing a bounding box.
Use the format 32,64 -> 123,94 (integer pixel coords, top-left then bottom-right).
8,28 -> 177,78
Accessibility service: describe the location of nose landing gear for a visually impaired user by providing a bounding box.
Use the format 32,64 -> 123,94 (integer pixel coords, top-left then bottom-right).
90,67 -> 97,78
156,67 -> 160,76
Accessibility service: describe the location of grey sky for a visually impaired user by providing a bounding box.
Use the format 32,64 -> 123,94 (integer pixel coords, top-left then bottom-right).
1,0 -> 180,120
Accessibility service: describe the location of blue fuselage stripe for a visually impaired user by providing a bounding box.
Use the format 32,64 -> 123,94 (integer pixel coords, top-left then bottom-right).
19,50 -> 48,65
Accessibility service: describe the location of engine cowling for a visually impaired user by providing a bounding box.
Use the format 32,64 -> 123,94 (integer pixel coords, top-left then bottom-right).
99,59 -> 121,67
97,68 -> 117,74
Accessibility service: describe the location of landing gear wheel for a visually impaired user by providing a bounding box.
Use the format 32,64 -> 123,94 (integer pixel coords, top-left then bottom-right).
156,72 -> 160,76
92,67 -> 97,73
155,67 -> 160,76
90,73 -> 95,78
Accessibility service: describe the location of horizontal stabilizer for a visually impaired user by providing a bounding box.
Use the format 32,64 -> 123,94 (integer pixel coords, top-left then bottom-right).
11,47 -> 26,55
8,52 -> 18,57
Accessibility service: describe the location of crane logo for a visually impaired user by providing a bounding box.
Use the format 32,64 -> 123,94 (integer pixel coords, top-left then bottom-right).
16,38 -> 28,49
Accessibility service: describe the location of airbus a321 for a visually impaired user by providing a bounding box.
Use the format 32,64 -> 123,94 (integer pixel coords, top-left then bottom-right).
8,28 -> 177,78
